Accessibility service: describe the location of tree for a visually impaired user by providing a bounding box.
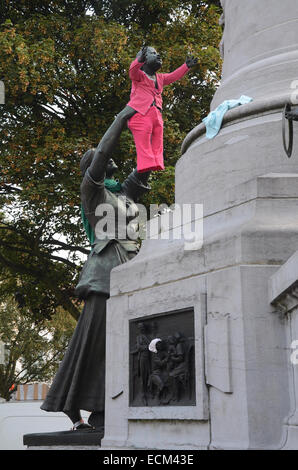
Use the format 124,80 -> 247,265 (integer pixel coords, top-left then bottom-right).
0,1 -> 222,322
0,294 -> 76,401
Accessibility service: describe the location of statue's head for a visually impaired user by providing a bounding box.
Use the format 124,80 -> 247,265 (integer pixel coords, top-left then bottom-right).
167,335 -> 175,345
174,331 -> 183,343
106,158 -> 118,178
80,148 -> 95,176
142,46 -> 162,73
156,340 -> 166,352
80,148 -> 118,177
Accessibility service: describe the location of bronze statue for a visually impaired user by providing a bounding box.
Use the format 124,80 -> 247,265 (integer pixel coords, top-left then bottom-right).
78,45 -> 197,178
168,332 -> 187,402
148,339 -> 170,403
133,322 -> 151,405
126,46 -> 198,172
41,131 -> 151,433
41,46 -> 197,431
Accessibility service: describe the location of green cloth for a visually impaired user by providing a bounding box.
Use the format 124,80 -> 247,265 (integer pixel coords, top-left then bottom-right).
81,204 -> 95,245
80,178 -> 122,244
103,178 -> 122,192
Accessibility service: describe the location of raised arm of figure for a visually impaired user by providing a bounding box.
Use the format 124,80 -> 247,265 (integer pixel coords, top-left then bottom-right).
89,105 -> 137,181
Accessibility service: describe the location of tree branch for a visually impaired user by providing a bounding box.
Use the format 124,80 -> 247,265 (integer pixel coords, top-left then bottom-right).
0,184 -> 22,194
21,349 -> 64,383
49,254 -> 78,269
0,251 -> 81,320
42,237 -> 89,254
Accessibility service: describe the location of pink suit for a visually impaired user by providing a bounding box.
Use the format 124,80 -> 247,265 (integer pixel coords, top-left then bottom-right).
127,58 -> 189,172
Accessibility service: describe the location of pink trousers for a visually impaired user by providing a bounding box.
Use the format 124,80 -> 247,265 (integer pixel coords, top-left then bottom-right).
128,106 -> 164,173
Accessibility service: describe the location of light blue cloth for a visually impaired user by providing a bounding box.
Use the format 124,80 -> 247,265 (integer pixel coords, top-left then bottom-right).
203,95 -> 253,139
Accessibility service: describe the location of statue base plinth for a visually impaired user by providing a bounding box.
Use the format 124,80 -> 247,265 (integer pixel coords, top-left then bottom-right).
23,429 -> 103,449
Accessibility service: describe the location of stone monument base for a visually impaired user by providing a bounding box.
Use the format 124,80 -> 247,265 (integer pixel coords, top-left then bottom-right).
100,173 -> 298,450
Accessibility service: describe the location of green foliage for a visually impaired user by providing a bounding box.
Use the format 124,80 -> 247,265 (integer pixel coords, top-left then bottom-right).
0,294 -> 76,400
0,1 -> 222,321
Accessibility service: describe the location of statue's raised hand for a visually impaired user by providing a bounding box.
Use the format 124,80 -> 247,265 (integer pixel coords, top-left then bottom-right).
137,46 -> 148,63
186,55 -> 198,68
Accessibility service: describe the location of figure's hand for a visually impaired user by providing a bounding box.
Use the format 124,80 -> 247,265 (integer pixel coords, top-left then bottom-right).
186,55 -> 198,68
137,46 -> 147,63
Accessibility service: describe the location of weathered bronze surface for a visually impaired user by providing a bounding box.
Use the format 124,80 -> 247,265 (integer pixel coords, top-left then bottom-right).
129,309 -> 196,407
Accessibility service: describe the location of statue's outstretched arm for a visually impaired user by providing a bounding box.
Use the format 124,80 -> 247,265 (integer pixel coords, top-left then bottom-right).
89,105 -> 137,181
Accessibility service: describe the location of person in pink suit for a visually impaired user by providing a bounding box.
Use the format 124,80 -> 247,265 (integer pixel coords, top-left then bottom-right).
87,46 -> 197,177
127,46 -> 198,172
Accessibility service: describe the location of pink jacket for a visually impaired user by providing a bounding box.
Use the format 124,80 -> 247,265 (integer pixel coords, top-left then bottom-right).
127,58 -> 189,115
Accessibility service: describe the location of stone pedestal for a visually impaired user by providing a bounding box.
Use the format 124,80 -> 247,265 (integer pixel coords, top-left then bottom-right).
101,0 -> 298,450
269,251 -> 298,450
102,174 -> 298,450
212,0 -> 298,108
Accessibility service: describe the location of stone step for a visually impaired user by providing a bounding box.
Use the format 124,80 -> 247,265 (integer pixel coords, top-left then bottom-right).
23,429 -> 103,449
